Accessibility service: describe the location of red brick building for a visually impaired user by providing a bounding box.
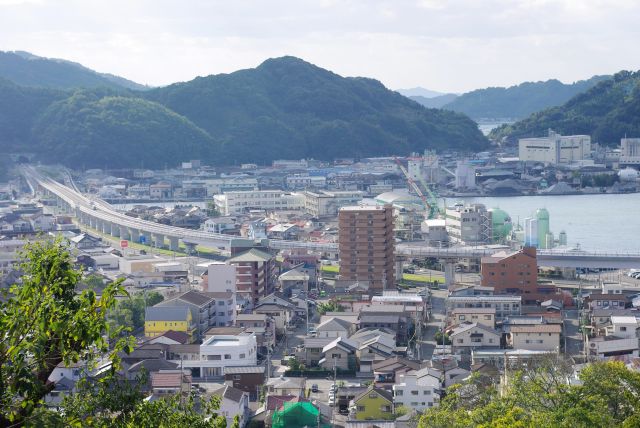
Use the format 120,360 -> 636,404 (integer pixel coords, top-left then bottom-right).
481,247 -> 559,305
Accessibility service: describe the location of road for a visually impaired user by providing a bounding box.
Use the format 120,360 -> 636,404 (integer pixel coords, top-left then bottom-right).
416,288 -> 448,360
562,309 -> 584,358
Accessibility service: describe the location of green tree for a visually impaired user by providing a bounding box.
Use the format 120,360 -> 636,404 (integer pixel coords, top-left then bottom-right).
108,291 -> 164,331
0,238 -> 133,426
316,299 -> 344,315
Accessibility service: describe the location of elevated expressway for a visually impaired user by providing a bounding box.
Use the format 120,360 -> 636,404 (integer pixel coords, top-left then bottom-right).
23,167 -> 640,269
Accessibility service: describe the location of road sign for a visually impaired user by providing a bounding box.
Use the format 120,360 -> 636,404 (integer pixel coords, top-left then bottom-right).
139,235 -> 146,244
120,240 -> 129,248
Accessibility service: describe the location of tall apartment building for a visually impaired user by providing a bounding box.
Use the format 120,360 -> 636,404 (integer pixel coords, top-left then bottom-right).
226,248 -> 275,307
519,130 -> 591,165
338,205 -> 395,292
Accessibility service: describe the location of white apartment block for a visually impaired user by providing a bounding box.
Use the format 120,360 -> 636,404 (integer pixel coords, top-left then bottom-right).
507,325 -> 561,352
213,191 -> 304,215
447,296 -> 522,321
620,138 -> 640,166
302,190 -> 364,217
519,131 -> 591,165
393,368 -> 440,411
285,175 -> 327,189
208,263 -> 237,293
173,334 -> 258,377
183,178 -> 258,196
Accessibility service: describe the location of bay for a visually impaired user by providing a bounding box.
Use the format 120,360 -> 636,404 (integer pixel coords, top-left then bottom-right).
459,193 -> 640,253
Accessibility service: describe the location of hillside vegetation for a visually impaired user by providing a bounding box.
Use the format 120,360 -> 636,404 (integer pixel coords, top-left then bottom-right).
145,56 -> 488,163
443,75 -> 608,119
32,90 -> 217,168
490,71 -> 640,145
0,51 -> 146,90
0,55 -> 489,166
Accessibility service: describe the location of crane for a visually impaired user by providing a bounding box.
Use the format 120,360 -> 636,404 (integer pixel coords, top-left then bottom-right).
393,157 -> 440,219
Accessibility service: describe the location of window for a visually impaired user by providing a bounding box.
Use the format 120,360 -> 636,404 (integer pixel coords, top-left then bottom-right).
240,353 -> 246,359
489,339 -> 493,343
224,354 -> 231,359
357,406 -> 365,412
484,315 -> 492,320
411,390 -> 419,395
459,315 -> 466,321
423,390 -> 431,395
621,327 -> 628,332
381,405 -> 391,412
457,339 -> 463,344
218,301 -> 225,306
332,353 -> 341,359
369,393 -> 378,399
395,390 -> 403,396
233,375 -> 241,380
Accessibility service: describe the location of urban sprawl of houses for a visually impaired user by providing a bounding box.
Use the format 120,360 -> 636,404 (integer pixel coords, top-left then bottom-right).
2,132 -> 640,427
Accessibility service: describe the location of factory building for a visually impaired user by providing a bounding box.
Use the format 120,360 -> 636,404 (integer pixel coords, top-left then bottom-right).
620,138 -> 640,167
519,130 -> 591,165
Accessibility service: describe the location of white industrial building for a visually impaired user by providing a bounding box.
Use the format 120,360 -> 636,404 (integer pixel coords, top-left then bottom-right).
445,203 -> 491,245
213,191 -> 304,215
519,130 -> 591,165
620,138 -> 640,167
302,190 -> 364,217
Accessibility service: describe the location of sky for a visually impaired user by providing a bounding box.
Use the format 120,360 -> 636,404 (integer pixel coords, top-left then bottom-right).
1,0 -> 639,93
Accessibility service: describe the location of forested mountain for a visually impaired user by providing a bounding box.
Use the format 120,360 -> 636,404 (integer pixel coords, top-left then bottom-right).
32,90 -> 217,169
0,51 -> 147,90
145,56 -> 488,163
409,93 -> 458,109
490,71 -> 640,145
443,75 -> 609,119
0,54 -> 489,167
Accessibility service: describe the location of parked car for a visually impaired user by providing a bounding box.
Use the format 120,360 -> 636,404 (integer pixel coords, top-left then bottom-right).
311,384 -> 319,393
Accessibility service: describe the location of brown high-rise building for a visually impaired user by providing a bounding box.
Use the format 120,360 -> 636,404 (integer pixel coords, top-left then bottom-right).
338,205 -> 395,292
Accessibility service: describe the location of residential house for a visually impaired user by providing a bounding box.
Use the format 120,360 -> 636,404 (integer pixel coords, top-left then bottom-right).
204,291 -> 237,327
316,317 -> 356,339
157,290 -> 215,340
320,337 -> 358,371
350,386 -> 394,421
147,330 -> 191,345
585,294 -> 629,311
350,328 -> 398,375
69,233 -> 102,249
447,295 -> 522,321
299,337 -> 334,367
214,384 -> 250,428
235,313 -> 276,353
266,376 -> 306,397
507,324 -> 562,352
393,367 -> 441,412
450,308 -> 496,329
224,366 -> 266,401
427,358 -> 470,388
278,267 -> 310,295
373,357 -> 421,384
253,303 -> 293,335
151,370 -> 191,396
27,213 -> 55,231
144,306 -> 196,341
359,305 -> 411,345
590,309 -> 638,327
449,323 -> 501,353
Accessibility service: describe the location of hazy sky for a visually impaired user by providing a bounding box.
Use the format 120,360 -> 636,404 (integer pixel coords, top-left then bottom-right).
1,0 -> 639,93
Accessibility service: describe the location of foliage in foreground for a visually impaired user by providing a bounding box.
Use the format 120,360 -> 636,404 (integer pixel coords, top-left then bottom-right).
0,239 -> 232,427
419,359 -> 640,428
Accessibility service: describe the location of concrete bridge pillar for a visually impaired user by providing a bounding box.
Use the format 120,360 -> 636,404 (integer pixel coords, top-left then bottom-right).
129,228 -> 140,244
110,222 -> 120,237
101,221 -> 110,235
183,242 -> 197,255
141,231 -> 152,246
168,237 -> 180,252
153,234 -> 165,248
119,226 -> 130,241
444,262 -> 455,289
89,217 -> 96,229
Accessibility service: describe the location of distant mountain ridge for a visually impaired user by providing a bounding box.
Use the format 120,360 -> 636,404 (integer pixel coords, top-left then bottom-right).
0,55 -> 489,168
442,76 -> 609,120
0,51 -> 148,90
409,94 -> 459,109
489,70 -> 640,145
396,87 -> 451,98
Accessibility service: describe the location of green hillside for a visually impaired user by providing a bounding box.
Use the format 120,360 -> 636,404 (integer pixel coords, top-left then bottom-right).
409,93 -> 458,109
0,78 -> 66,149
490,71 -> 640,145
32,90 -> 218,168
0,51 -> 146,90
443,75 -> 609,120
146,56 -> 489,163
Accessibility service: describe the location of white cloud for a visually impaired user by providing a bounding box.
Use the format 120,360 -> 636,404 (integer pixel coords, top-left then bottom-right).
0,0 -> 638,92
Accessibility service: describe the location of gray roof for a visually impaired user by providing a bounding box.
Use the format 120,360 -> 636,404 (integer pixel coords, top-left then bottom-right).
227,248 -> 273,263
360,315 -> 401,324
176,290 -> 214,307
224,366 -> 266,375
221,384 -> 246,403
316,317 -> 353,332
145,306 -> 193,322
236,313 -> 267,321
450,322 -> 500,337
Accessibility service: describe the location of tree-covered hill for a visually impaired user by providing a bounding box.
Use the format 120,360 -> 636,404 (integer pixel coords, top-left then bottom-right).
32,90 -> 218,169
145,56 -> 489,163
490,71 -> 640,145
0,77 -> 66,149
0,51 -> 147,90
443,75 -> 609,120
0,54 -> 489,167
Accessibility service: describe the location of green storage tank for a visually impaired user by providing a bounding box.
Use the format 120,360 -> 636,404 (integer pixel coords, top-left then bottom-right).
489,208 -> 512,243
536,208 -> 550,249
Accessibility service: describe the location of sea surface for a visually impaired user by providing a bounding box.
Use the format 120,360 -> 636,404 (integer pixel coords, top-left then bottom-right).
476,119 -> 514,135
459,193 -> 640,253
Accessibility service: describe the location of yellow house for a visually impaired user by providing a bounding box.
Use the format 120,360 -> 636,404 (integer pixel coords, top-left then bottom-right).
351,386 -> 394,420
144,306 -> 196,342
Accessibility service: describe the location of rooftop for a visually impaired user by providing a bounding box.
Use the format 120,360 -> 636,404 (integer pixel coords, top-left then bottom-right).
227,248 -> 273,263
145,306 -> 193,322
509,325 -> 562,334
